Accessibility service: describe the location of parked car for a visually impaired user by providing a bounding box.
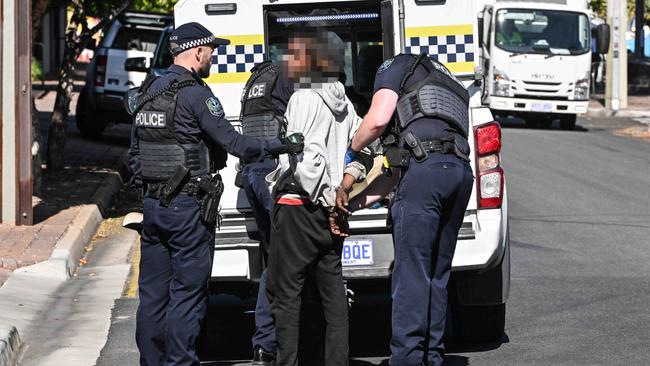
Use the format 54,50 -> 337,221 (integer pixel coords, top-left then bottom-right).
124,25 -> 173,77
76,11 -> 172,139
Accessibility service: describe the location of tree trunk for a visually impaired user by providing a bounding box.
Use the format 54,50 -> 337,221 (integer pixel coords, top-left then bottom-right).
45,0 -> 133,171
46,18 -> 82,171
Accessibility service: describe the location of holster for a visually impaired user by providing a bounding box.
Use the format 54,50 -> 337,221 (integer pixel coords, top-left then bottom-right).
159,165 -> 190,207
199,174 -> 224,227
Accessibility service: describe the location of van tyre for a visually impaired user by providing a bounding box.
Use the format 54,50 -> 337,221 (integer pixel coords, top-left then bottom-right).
76,87 -> 106,139
559,114 -> 577,130
452,302 -> 506,343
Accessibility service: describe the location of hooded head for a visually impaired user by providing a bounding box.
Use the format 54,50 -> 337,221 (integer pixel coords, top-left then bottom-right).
284,29 -> 345,87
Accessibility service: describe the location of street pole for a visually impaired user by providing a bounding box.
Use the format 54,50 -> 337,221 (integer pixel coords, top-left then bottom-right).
635,0 -> 645,58
606,0 -> 628,112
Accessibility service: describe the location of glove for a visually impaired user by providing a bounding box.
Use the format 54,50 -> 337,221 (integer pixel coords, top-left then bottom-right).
278,133 -> 305,155
344,147 -> 358,165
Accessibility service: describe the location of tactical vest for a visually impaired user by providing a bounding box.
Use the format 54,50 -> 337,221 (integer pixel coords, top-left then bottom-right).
239,60 -> 286,139
133,74 -> 210,182
395,53 -> 470,138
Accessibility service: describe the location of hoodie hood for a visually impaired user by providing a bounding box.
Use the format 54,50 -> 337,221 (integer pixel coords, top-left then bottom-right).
314,81 -> 348,116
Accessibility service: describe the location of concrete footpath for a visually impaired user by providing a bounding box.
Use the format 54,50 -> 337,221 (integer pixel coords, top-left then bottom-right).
0,85 -> 132,365
587,94 -> 650,118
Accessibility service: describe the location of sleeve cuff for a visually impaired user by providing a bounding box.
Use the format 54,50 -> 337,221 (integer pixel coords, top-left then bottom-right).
344,161 -> 367,183
265,138 -> 284,156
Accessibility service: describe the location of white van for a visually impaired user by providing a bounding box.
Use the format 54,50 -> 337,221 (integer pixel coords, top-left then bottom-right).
174,0 -> 510,341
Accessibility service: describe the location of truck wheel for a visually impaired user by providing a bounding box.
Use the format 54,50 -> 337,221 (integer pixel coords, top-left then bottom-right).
452,302 -> 506,343
76,88 -> 106,139
559,115 -> 577,130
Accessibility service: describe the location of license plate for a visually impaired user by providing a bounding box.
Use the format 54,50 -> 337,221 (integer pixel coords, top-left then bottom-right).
531,102 -> 553,112
342,239 -> 374,266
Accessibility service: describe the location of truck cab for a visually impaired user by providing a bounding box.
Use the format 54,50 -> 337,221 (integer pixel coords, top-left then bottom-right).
479,0 -> 594,129
174,0 -> 510,341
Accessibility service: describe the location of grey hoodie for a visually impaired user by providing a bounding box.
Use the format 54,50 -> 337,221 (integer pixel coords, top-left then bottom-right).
266,81 -> 362,207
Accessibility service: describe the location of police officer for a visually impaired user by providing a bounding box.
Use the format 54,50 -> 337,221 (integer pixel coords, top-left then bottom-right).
238,60 -> 293,365
128,22 -> 303,366
336,53 -> 474,366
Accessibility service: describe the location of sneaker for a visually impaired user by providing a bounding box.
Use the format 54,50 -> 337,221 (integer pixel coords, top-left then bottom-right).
252,346 -> 276,366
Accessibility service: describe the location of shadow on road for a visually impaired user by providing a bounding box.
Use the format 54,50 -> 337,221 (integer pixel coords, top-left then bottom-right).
496,115 -> 588,132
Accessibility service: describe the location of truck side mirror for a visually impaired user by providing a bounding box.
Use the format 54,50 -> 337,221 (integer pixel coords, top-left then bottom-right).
595,23 -> 610,54
125,57 -> 149,73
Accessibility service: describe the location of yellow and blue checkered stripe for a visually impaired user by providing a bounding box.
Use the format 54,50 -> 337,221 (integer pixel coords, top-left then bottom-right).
207,35 -> 265,84
405,25 -> 475,74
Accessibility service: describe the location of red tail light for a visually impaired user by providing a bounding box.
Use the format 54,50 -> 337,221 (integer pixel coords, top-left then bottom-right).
95,55 -> 107,87
476,122 -> 501,156
475,122 -> 504,209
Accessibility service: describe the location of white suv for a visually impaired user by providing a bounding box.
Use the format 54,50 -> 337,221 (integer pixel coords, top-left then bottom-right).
76,11 -> 171,139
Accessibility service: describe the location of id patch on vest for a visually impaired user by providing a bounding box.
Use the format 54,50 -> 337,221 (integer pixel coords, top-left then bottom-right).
247,82 -> 267,99
205,97 -> 224,118
135,111 -> 166,128
377,58 -> 394,74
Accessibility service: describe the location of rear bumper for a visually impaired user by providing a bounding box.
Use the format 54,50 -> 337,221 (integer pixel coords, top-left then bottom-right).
489,96 -> 588,115
210,210 -> 506,282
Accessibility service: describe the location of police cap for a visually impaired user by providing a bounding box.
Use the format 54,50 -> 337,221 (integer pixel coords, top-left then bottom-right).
169,22 -> 230,55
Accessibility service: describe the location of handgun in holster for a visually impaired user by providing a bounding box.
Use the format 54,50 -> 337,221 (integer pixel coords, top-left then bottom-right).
199,174 -> 224,227
159,164 -> 190,207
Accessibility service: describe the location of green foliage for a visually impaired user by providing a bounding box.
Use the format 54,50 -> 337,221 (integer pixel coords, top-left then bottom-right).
32,57 -> 43,81
131,0 -> 177,13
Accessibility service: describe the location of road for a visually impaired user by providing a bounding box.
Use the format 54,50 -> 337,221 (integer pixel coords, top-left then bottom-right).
55,116 -> 650,365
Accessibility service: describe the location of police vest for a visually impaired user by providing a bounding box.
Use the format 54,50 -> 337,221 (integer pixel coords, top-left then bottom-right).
395,53 -> 470,139
239,60 -> 285,139
133,74 -> 210,182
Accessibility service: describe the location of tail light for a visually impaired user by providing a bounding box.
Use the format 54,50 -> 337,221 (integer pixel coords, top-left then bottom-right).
475,122 -> 504,209
94,54 -> 107,87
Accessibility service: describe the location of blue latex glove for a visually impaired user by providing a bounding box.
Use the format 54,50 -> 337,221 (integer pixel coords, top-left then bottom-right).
344,147 -> 358,165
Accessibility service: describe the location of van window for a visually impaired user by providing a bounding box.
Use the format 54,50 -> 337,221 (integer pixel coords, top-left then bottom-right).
265,1 -> 385,114
111,26 -> 161,52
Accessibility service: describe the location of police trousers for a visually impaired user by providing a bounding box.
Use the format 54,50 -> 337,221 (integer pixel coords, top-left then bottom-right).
389,154 -> 473,366
266,203 -> 349,366
242,161 -> 278,353
136,195 -> 214,366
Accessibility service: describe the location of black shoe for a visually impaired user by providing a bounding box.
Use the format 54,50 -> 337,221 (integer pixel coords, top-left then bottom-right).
252,347 -> 276,366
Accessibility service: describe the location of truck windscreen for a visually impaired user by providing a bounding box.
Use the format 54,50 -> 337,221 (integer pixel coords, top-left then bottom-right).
494,9 -> 590,56
265,2 -> 384,115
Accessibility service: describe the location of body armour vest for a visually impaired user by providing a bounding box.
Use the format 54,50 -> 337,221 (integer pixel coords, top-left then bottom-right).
239,61 -> 285,139
133,74 -> 210,182
396,53 -> 470,138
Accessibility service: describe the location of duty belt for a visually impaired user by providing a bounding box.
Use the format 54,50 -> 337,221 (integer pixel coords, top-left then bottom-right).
146,179 -> 202,199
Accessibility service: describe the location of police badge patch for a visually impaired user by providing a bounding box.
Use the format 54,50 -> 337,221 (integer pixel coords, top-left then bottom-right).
205,97 -> 224,118
377,58 -> 394,74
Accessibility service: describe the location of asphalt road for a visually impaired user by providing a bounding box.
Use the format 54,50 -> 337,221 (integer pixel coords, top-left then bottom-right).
95,116 -> 650,365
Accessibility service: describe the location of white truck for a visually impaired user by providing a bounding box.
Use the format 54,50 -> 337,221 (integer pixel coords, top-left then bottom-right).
478,0 -> 609,130
174,0 -> 510,341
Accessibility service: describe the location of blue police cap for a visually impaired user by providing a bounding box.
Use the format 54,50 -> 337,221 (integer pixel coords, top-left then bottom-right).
169,22 -> 230,55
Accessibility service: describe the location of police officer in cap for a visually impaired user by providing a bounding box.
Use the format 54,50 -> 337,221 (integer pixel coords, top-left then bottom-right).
128,22 -> 303,366
238,59 -> 293,364
336,53 -> 475,365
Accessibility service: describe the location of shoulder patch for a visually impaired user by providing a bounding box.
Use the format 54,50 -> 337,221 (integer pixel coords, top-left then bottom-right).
377,58 -> 395,74
205,96 -> 224,118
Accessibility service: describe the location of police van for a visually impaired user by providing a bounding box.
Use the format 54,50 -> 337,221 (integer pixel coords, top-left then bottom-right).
174,0 -> 510,341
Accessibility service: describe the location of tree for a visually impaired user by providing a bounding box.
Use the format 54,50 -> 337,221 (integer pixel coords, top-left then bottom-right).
132,0 -> 177,13
46,0 -> 133,171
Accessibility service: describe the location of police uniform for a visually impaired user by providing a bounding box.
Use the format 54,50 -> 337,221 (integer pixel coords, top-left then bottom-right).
373,54 -> 474,366
128,23 -> 301,366
239,61 -> 293,362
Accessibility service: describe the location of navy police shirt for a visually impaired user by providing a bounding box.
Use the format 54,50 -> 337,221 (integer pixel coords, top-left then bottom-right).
373,54 -> 457,141
129,64 -> 283,187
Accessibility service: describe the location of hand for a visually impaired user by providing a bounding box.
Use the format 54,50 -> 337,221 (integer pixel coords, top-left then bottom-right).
336,186 -> 352,215
280,133 -> 305,155
328,211 -> 350,238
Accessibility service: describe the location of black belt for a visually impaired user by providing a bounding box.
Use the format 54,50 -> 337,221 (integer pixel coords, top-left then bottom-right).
145,178 -> 201,199
420,140 -> 454,154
